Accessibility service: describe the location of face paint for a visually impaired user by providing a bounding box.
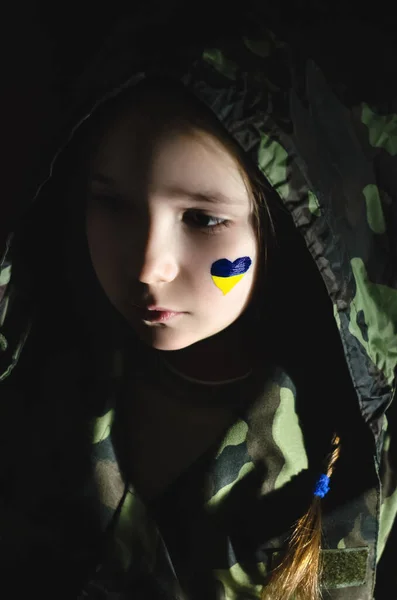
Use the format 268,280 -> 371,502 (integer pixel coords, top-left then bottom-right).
211,257 -> 252,295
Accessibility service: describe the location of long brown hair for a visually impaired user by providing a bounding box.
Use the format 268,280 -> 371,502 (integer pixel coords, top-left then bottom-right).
262,434 -> 341,600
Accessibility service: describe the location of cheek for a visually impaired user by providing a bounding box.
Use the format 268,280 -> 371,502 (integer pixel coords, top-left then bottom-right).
190,234 -> 258,305
86,213 -> 122,282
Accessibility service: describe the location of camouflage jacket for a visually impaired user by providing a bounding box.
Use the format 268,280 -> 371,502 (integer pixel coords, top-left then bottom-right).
0,13 -> 396,600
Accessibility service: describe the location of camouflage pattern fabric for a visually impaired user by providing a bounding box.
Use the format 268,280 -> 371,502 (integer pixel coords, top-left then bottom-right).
0,12 -> 396,600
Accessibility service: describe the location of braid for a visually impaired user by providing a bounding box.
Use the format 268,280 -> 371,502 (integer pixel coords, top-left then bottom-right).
261,434 -> 341,600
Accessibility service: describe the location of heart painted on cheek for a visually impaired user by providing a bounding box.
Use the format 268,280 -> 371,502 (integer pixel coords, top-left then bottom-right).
211,257 -> 252,295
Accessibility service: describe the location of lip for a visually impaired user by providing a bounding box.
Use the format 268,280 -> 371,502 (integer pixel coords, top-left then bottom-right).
145,305 -> 179,312
143,311 -> 182,323
133,305 -> 184,324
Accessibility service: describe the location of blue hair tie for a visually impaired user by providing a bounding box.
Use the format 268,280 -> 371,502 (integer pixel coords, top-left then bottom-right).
314,474 -> 330,498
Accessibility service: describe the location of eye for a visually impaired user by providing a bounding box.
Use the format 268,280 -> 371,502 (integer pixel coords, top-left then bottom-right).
183,210 -> 230,234
90,192 -> 126,213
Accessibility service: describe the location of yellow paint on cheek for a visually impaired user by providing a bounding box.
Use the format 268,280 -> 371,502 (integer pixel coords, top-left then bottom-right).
211,274 -> 245,295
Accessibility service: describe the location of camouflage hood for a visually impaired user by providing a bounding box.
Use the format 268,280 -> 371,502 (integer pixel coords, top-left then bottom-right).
0,12 -> 396,448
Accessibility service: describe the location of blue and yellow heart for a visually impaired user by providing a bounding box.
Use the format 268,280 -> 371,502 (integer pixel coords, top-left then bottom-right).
211,257 -> 252,295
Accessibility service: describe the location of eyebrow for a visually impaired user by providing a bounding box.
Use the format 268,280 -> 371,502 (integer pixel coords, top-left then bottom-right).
91,174 -> 116,187
90,175 -> 244,206
175,189 -> 241,205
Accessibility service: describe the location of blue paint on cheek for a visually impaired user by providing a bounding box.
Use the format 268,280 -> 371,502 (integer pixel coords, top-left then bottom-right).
211,257 -> 252,277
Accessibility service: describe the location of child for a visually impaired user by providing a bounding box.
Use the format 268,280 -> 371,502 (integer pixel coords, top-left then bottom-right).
0,15 -> 396,600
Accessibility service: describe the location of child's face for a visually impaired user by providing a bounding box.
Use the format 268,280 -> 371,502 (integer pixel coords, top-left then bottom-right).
86,110 -> 259,351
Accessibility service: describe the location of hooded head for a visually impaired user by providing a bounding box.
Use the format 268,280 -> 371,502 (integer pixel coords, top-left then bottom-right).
75,79 -> 273,355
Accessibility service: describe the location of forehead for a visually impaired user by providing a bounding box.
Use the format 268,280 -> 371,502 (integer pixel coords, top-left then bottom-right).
89,107 -> 250,205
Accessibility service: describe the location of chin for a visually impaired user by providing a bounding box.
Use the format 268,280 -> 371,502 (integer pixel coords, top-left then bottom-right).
137,329 -> 198,352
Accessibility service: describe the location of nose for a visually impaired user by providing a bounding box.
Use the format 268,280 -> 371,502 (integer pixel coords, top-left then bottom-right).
136,218 -> 180,285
